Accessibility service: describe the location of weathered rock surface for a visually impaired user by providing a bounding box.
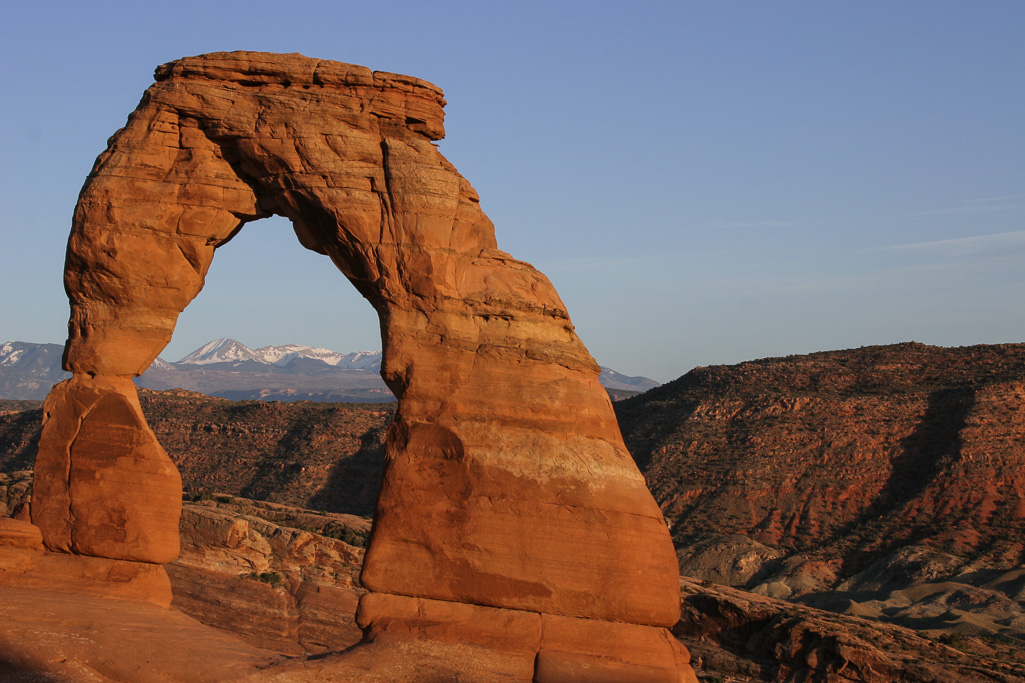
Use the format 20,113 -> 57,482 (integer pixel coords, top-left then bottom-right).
31,50 -> 688,677
169,497 -> 368,654
0,516 -> 174,607
6,481 -> 1024,681
619,344 -> 1025,568
34,375 -> 182,564
0,585 -> 283,682
675,577 -> 1025,682
0,470 -> 32,519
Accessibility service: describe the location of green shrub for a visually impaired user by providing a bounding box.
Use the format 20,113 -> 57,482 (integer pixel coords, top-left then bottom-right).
939,632 -> 965,649
244,571 -> 284,589
319,526 -> 369,547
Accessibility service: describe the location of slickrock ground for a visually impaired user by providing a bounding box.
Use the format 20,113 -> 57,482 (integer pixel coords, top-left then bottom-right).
6,496 -> 1022,681
169,498 -> 1025,681
0,585 -> 282,682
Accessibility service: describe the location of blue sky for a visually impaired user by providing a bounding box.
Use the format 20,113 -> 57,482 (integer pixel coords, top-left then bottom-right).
1,1 -> 1022,381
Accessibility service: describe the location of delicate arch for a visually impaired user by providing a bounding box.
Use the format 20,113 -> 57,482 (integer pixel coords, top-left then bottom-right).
33,52 -> 692,678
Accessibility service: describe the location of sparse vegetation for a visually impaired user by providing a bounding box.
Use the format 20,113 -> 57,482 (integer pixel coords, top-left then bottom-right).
939,632 -> 965,650
244,571 -> 284,589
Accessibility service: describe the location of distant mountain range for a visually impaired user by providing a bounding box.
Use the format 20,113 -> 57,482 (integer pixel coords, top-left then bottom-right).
0,342 -> 69,402
0,339 -> 659,401
177,338 -> 384,371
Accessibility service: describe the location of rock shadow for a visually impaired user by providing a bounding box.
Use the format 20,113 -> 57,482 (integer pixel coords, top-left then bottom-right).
0,408 -> 43,472
836,385 -> 976,575
306,420 -> 390,517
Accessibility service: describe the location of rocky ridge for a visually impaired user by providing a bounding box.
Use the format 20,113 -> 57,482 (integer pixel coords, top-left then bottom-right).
616,341 -> 1025,645
1,393 -> 391,515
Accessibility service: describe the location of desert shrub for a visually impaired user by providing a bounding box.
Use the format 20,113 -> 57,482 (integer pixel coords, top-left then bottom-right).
320,526 -> 369,547
244,571 -> 284,589
939,632 -> 965,649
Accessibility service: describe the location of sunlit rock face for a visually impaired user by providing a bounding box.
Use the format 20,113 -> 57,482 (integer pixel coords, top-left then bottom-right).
32,52 -> 692,679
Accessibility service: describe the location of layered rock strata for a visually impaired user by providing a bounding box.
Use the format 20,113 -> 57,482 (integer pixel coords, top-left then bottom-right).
31,51 -> 690,678
169,499 -> 369,654
618,343 -> 1025,577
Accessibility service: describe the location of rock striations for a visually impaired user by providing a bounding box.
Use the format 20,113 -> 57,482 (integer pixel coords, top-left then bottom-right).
617,342 -> 1025,575
14,51 -> 693,680
617,342 -> 1025,651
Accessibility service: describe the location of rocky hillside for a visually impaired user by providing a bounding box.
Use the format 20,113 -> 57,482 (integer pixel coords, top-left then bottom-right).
0,391 -> 393,517
140,390 -> 392,516
616,342 -> 1025,643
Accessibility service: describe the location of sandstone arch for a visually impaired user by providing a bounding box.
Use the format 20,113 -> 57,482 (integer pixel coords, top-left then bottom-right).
32,52 -> 693,679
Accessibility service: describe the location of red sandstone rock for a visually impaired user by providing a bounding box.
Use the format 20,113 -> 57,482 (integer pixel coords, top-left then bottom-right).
0,517 -> 43,551
168,500 -> 366,654
356,592 -> 698,682
33,375 -> 181,563
32,50 -> 689,676
0,586 -> 280,681
0,546 -> 173,607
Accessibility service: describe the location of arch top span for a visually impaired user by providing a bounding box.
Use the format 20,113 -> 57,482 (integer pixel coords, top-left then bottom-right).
34,52 -> 694,679
65,51 -> 493,380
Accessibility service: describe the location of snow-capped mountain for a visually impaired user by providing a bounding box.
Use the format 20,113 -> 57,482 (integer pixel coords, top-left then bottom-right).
176,338 -> 381,371
0,341 -> 71,399
1,340 -> 657,402
598,366 -> 661,393
177,338 -> 264,365
333,350 -> 383,371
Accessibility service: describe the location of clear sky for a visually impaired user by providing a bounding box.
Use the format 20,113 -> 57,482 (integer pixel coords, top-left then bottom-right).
1,1 -> 1022,382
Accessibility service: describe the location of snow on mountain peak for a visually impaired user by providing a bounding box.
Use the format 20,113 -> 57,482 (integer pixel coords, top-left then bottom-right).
177,338 -> 260,365
253,343 -> 348,366
175,339 -> 382,370
0,342 -> 24,366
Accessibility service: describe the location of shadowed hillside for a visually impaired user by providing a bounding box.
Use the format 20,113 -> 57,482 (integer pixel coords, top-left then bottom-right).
616,342 -> 1025,568
615,342 -> 1025,646
0,392 -> 393,518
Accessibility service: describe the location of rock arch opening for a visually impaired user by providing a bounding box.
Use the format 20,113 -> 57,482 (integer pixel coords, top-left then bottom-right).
31,51 -> 694,679
157,214 -> 384,370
